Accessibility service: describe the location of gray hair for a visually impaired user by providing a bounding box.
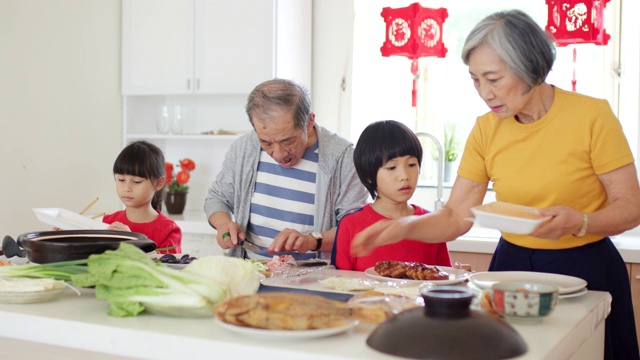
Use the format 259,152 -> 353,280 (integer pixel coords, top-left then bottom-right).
461,9 -> 556,88
245,78 -> 312,130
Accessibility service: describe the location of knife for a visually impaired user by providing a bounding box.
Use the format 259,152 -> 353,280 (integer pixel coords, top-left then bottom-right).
239,240 -> 261,253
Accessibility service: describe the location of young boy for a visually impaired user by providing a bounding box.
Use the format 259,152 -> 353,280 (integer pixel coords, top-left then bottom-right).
331,120 -> 451,271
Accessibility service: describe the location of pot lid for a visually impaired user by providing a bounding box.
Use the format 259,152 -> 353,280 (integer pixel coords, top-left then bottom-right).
366,287 -> 527,359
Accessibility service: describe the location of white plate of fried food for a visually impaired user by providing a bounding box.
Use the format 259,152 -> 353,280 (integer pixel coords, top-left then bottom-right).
365,261 -> 471,285
214,292 -> 390,339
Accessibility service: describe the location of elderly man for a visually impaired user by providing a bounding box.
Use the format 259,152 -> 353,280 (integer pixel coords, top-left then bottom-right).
204,79 -> 368,260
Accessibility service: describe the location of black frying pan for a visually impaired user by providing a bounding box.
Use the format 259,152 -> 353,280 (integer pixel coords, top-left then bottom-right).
3,230 -> 156,264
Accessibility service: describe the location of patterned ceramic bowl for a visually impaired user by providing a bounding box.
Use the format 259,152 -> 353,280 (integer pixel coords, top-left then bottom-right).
491,281 -> 559,319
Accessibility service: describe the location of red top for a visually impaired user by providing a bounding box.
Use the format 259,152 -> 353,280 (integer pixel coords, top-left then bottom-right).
103,210 -> 181,254
333,204 -> 451,271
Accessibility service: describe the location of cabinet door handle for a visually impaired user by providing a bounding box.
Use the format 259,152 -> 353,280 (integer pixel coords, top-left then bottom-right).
196,78 -> 200,90
186,79 -> 191,90
636,275 -> 640,280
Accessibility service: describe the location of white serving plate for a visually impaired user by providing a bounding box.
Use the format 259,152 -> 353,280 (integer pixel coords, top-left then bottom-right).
469,271 -> 587,295
364,266 -> 471,285
33,208 -> 109,230
0,278 -> 69,304
470,202 -> 551,234
214,318 -> 357,340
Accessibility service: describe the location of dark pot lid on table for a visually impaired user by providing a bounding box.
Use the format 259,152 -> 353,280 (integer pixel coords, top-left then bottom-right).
366,286 -> 527,360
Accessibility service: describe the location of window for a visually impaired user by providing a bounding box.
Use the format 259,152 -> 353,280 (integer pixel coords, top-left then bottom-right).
351,0 -> 637,187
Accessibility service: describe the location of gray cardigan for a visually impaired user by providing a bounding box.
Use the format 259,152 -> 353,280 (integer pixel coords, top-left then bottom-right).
203,123 -> 369,256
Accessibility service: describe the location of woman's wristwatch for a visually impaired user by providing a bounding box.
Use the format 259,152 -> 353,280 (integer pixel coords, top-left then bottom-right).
310,231 -> 323,251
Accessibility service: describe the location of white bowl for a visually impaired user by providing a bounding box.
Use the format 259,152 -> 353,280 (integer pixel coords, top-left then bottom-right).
491,281 -> 559,319
471,202 -> 551,234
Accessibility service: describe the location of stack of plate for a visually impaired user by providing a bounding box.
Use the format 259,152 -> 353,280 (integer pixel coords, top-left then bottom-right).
469,271 -> 588,299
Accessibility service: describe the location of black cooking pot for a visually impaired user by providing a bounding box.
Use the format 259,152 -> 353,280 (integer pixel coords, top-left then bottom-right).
7,230 -> 156,264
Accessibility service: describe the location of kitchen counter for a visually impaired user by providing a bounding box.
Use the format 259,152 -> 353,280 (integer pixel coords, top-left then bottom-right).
0,270 -> 610,360
446,226 -> 640,263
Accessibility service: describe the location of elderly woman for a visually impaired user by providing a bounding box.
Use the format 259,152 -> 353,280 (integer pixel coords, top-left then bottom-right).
351,9 -> 640,359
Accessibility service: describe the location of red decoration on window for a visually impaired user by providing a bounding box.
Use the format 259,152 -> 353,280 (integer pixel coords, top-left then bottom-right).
380,3 -> 448,107
545,0 -> 610,92
545,0 -> 610,46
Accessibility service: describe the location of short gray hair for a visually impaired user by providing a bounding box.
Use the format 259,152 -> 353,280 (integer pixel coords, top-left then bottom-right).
461,10 -> 556,88
245,78 -> 311,130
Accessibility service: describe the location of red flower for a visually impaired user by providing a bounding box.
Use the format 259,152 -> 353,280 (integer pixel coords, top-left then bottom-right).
165,158 -> 196,193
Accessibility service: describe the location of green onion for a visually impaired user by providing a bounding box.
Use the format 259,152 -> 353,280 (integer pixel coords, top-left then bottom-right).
0,259 -> 89,281
154,246 -> 177,252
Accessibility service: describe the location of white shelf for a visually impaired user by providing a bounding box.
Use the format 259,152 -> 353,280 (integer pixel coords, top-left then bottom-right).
125,134 -> 241,140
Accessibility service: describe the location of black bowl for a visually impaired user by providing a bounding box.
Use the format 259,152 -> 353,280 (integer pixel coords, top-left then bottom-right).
17,230 -> 156,264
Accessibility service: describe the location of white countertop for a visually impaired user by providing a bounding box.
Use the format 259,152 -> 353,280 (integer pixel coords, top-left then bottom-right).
0,270 -> 611,360
445,225 -> 640,263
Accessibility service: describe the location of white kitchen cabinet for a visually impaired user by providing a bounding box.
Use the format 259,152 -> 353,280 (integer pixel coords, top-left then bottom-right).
122,0 -> 195,95
121,0 -> 311,216
122,0 -> 310,95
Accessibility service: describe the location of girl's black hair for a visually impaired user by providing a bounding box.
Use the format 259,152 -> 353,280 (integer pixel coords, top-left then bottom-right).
113,140 -> 165,212
353,120 -> 423,199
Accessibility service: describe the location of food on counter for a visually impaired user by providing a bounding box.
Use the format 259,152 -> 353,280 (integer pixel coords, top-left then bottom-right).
155,253 -> 197,265
374,261 -> 449,281
453,262 -> 473,272
479,290 -> 500,316
0,260 -> 12,266
319,277 -> 376,291
214,292 -> 390,330
265,255 -> 296,271
71,243 -> 261,317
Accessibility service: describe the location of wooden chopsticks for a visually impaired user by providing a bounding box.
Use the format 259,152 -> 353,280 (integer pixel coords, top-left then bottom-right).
90,212 -> 105,219
79,197 -> 99,215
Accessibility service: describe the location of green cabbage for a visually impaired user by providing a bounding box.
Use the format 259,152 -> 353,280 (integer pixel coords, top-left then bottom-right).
71,243 -> 260,317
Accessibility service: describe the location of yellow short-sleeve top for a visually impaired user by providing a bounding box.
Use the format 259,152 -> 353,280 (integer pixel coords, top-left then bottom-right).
458,86 -> 634,249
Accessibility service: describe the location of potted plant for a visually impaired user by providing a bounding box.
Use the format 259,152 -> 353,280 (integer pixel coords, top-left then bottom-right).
164,158 -> 196,214
443,123 -> 461,182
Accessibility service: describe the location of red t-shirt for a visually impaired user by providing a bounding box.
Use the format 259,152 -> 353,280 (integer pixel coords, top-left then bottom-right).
103,210 -> 182,254
334,204 -> 451,271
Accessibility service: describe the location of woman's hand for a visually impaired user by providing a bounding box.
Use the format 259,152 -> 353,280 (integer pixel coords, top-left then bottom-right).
532,206 -> 584,240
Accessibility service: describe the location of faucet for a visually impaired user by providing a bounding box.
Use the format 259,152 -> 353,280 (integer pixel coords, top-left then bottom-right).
415,132 -> 445,211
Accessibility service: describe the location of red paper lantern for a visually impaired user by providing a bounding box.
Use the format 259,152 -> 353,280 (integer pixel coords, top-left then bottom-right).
545,0 -> 610,92
545,0 -> 610,46
380,3 -> 448,107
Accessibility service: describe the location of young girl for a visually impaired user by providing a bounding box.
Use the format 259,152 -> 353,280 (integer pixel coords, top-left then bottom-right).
331,120 -> 451,271
103,140 -> 182,254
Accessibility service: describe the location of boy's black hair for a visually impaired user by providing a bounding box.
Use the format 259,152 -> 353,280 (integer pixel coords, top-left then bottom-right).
353,120 -> 423,199
113,140 -> 165,212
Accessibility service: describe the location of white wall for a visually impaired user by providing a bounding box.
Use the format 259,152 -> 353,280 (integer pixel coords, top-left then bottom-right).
311,0 -> 354,137
0,0 -> 123,237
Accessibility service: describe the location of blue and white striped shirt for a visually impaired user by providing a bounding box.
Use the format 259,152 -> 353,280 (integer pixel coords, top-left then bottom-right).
246,141 -> 319,260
